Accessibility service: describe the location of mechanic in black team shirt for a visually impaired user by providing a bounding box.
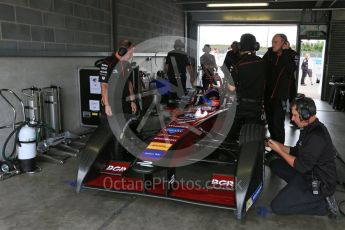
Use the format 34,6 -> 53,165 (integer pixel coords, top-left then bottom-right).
227,33 -> 266,140
267,97 -> 339,217
98,39 -> 137,118
165,39 -> 194,100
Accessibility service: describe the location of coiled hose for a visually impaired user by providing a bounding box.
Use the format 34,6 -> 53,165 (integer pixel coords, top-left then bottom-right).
2,122 -> 26,161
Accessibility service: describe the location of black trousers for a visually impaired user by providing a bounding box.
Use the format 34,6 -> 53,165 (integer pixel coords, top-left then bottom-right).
168,73 -> 187,99
228,102 -> 263,140
269,159 -> 328,215
301,69 -> 312,84
265,98 -> 286,143
99,110 -> 133,161
202,73 -> 216,90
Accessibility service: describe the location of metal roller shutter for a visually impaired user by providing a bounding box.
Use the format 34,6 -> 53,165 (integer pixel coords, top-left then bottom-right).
325,21 -> 345,100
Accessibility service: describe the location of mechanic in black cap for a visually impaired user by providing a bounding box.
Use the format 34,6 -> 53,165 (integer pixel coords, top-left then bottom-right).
227,33 -> 266,140
97,39 -> 137,118
267,97 -> 339,217
165,39 -> 194,100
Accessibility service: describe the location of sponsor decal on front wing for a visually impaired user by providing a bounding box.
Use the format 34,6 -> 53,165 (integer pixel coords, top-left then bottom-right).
147,142 -> 172,151
165,127 -> 185,135
101,161 -> 131,175
136,161 -> 154,167
153,137 -> 178,142
140,149 -> 166,160
209,174 -> 235,191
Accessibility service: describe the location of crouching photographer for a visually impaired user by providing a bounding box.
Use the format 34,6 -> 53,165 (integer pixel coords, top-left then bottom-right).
267,97 -> 340,218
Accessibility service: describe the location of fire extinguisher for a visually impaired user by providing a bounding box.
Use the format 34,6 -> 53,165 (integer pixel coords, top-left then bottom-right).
2,122 -> 38,173
17,124 -> 37,173
1,89 -> 40,174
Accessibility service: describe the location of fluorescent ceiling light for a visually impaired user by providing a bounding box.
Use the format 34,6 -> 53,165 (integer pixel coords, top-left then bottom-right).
207,3 -> 269,8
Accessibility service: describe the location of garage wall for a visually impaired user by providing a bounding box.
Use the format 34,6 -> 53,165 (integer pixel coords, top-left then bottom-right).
0,57 -> 98,160
0,0 -> 112,55
0,0 -> 186,161
114,0 -> 185,47
0,0 -> 113,161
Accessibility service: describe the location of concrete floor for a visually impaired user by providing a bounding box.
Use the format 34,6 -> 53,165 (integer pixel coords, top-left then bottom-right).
1,100 -> 345,230
298,82 -> 322,100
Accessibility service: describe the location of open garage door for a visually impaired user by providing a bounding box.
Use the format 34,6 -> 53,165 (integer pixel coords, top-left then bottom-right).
197,24 -> 298,69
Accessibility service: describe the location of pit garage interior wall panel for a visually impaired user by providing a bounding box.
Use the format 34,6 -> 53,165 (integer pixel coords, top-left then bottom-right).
325,21 -> 345,100
0,0 -> 112,55
0,57 -> 99,161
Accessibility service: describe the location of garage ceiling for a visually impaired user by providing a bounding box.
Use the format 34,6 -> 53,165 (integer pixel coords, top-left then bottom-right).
173,0 -> 345,11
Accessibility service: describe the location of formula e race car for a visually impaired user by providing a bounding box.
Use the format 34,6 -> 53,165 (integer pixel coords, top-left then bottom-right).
76,87 -> 265,220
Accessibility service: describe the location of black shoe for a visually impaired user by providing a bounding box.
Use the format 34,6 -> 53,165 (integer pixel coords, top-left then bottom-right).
326,195 -> 340,219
